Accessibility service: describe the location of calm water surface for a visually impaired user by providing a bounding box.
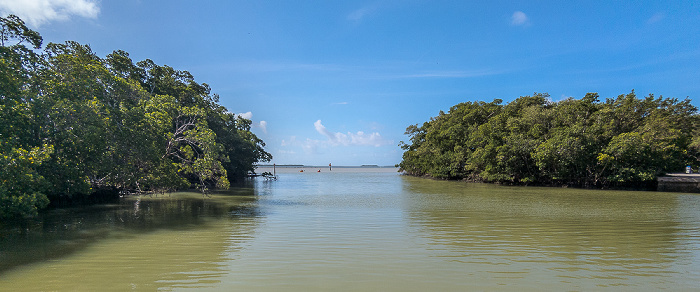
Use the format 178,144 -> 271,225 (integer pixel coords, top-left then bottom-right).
1,167 -> 699,291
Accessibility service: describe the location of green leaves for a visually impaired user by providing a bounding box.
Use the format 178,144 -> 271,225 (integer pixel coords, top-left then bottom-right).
0,15 -> 271,218
399,92 -> 698,187
0,143 -> 53,218
0,15 -> 42,49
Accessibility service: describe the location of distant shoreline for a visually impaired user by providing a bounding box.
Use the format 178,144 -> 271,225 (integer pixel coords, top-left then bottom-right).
256,164 -> 397,168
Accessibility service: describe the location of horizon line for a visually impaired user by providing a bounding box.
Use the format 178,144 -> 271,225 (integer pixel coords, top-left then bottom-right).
255,164 -> 398,168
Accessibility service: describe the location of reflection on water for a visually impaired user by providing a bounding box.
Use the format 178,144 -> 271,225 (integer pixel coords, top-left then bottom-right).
0,184 -> 262,290
1,169 -> 700,291
402,176 -> 700,289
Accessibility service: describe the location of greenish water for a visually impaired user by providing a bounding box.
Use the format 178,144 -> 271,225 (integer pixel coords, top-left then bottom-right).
1,167 -> 699,291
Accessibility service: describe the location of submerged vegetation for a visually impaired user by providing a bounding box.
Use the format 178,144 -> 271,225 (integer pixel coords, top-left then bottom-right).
0,15 -> 271,219
399,92 -> 699,188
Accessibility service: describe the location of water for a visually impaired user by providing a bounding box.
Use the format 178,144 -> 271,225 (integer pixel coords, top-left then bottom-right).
1,167 -> 699,291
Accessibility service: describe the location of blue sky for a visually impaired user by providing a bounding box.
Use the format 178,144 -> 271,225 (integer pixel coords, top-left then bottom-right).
2,0 -> 699,166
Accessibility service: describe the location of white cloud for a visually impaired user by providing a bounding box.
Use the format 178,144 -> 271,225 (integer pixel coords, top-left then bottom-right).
511,11 -> 528,26
314,120 -> 391,147
0,0 -> 99,27
314,119 -> 335,139
236,111 -> 253,120
258,120 -> 267,134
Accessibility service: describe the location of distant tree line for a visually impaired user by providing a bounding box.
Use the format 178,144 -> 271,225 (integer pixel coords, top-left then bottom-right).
399,91 -> 699,188
0,15 -> 271,219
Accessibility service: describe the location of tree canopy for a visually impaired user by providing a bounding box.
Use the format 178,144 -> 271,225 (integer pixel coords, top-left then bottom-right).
1,15 -> 271,219
399,92 -> 699,188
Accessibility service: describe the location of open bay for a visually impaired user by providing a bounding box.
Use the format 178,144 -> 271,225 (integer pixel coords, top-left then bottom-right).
1,167 -> 699,291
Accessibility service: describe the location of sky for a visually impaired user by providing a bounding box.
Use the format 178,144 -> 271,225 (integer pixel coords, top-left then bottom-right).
1,0 -> 699,166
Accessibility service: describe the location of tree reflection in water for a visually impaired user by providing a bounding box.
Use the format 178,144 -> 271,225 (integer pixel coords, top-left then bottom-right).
402,176 -> 698,289
0,185 -> 262,291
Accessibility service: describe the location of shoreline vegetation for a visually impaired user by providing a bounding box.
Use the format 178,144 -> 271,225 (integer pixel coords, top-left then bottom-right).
3,13 -> 698,219
398,92 -> 699,190
0,15 -> 271,219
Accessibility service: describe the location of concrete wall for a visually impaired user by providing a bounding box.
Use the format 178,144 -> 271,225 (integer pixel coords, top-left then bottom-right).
657,174 -> 700,193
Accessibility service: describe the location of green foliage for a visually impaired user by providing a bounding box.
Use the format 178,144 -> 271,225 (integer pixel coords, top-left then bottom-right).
0,15 -> 42,49
399,91 -> 699,187
0,143 -> 53,218
0,15 -> 271,219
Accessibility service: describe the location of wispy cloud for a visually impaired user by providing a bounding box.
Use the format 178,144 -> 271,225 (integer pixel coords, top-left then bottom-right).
218,59 -> 508,81
279,121 -> 393,157
282,137 -> 322,155
347,5 -> 377,22
0,0 -> 99,27
511,11 -> 529,26
218,60 -> 511,85
226,60 -> 348,74
314,120 -> 391,147
389,69 -> 507,79
333,101 -> 349,105
281,136 -> 296,147
647,12 -> 665,24
277,149 -> 296,155
301,138 -> 322,154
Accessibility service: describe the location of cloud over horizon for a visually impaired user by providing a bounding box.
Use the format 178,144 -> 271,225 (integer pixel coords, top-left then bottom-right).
314,120 -> 391,147
0,0 -> 99,27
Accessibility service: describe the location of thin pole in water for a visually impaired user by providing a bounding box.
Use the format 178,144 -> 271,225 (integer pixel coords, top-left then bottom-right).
329,163 -> 332,171
273,163 -> 276,176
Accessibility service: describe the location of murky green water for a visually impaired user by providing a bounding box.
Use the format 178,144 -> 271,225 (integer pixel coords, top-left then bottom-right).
1,167 -> 699,291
